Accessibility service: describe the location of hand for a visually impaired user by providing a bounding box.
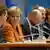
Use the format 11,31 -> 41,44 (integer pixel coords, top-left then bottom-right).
7,42 -> 11,43
43,36 -> 46,40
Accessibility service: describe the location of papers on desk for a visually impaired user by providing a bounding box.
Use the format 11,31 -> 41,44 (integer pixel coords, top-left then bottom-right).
7,42 -> 24,44
6,40 -> 46,44
6,39 -> 47,44
24,40 -> 46,44
6,39 -> 50,44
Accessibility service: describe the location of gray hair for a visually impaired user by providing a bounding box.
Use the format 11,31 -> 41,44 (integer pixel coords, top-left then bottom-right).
32,9 -> 42,17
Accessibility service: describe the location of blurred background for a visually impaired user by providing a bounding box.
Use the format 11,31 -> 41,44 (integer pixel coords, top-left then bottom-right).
0,0 -> 50,24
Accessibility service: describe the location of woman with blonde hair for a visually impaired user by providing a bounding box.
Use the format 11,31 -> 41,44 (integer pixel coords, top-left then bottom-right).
3,6 -> 24,43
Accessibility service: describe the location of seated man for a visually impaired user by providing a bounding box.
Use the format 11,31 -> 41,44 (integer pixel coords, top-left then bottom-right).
43,9 -> 50,39
22,9 -> 45,41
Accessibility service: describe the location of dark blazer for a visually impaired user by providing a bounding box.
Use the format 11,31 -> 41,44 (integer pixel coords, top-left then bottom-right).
0,25 -> 7,43
43,20 -> 50,39
22,18 -> 40,40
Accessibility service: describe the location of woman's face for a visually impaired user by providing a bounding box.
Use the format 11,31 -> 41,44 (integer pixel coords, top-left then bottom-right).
9,11 -> 20,24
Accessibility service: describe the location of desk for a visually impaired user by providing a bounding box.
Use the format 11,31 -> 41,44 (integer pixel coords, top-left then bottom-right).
0,42 -> 50,50
0,42 -> 50,48
0,40 -> 49,48
0,40 -> 50,50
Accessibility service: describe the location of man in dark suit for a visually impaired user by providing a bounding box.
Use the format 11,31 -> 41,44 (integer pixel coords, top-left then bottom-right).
43,9 -> 50,39
22,9 -> 46,41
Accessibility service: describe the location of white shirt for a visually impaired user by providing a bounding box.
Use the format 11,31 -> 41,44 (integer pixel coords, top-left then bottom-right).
26,17 -> 44,40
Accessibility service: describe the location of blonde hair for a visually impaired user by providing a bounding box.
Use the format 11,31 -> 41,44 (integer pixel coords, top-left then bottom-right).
8,6 -> 22,15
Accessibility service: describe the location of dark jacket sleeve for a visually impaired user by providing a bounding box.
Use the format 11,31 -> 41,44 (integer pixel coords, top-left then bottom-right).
0,26 -> 7,43
43,21 -> 50,39
21,24 -> 30,35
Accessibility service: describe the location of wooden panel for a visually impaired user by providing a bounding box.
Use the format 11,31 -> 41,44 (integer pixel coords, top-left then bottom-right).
0,43 -> 49,48
0,48 -> 9,50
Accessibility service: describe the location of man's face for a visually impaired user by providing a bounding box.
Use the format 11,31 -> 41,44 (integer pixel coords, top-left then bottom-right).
29,12 -> 42,24
39,9 -> 46,20
9,11 -> 20,24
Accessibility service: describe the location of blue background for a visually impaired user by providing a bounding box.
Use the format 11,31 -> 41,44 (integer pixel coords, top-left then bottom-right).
5,0 -> 50,24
